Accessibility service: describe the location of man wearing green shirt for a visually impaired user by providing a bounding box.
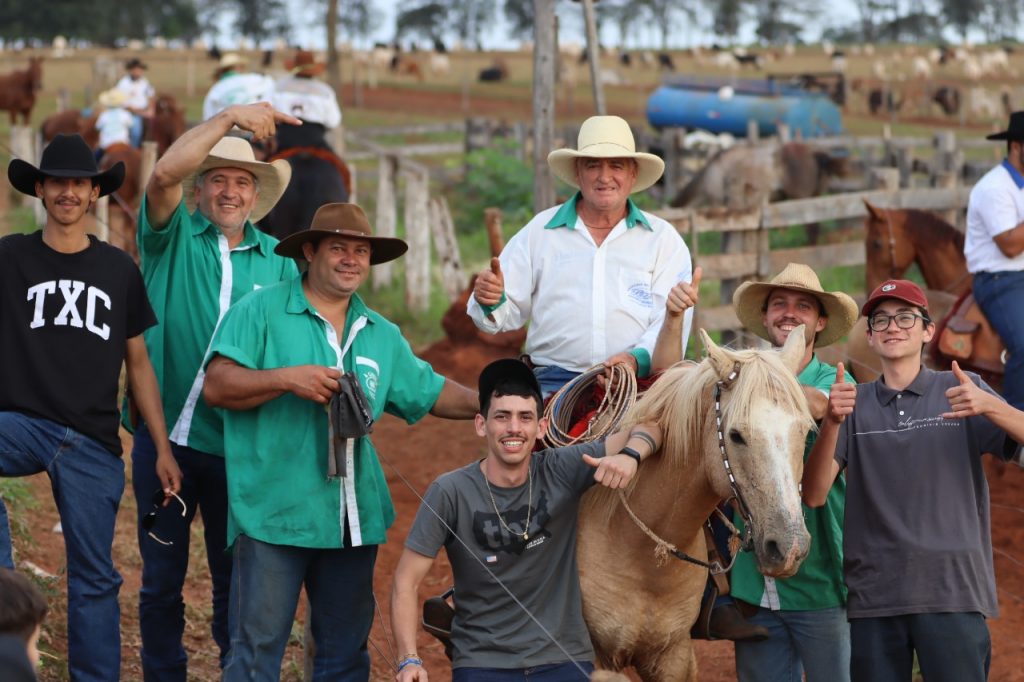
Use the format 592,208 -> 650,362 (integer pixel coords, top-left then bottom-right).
131,101 -> 302,680
203,202 -> 478,681
728,263 -> 858,682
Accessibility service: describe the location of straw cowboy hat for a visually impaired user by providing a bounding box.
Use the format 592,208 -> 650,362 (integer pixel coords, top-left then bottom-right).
98,88 -> 129,108
214,53 -> 248,76
732,262 -> 858,348
986,111 -> 1024,141
547,115 -> 665,193
8,133 -> 124,198
285,50 -> 325,77
275,202 -> 408,264
182,137 -> 291,222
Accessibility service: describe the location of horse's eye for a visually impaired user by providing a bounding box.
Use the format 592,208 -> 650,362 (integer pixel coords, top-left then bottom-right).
871,239 -> 883,249
729,429 -> 746,445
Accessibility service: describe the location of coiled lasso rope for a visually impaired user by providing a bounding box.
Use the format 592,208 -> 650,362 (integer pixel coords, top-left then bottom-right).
542,364 -> 637,448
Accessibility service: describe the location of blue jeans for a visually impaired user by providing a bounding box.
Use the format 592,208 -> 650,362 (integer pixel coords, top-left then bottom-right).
222,534 -> 378,681
533,366 -> 580,399
0,412 -> 124,682
972,271 -> 1024,410
850,612 -> 990,682
453,661 -> 594,681
130,113 -> 145,147
734,605 -> 850,682
132,423 -> 231,680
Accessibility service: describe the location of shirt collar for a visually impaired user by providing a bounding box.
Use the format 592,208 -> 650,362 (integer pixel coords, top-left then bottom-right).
285,274 -> 373,327
797,353 -> 822,382
874,365 -> 932,405
543,191 -> 652,231
190,207 -> 267,254
1001,158 -> 1024,189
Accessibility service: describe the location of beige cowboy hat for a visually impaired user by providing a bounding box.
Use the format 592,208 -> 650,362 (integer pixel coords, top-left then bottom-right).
214,53 -> 248,76
732,262 -> 859,348
98,88 -> 129,108
285,49 -> 326,77
547,115 -> 665,193
182,136 -> 291,222
275,202 -> 408,264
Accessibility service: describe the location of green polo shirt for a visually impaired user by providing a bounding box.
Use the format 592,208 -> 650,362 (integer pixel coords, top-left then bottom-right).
731,355 -> 852,611
128,196 -> 297,456
207,276 -> 445,549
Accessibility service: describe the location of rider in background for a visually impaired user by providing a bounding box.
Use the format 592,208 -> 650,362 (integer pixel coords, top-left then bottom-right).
113,57 -> 155,147
271,49 -> 343,152
202,54 -> 276,122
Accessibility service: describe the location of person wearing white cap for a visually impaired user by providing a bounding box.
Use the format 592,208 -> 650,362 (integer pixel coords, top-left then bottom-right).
468,115 -> 694,396
127,102 -> 302,679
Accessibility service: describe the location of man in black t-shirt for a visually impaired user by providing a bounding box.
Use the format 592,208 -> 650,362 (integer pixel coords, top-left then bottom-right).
0,134 -> 180,682
390,359 -> 662,681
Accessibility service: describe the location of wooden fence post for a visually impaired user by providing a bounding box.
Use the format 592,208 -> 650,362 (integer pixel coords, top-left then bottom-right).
429,196 -> 465,302
746,119 -> 760,142
404,169 -> 431,313
329,125 -> 345,157
10,127 -> 35,209
373,155 -> 397,291
895,146 -> 914,188
56,88 -> 70,113
94,195 -> 109,242
777,122 -> 791,144
580,0 -> 606,115
932,171 -> 959,228
870,167 -> 900,192
532,0 -> 557,212
140,141 -> 158,190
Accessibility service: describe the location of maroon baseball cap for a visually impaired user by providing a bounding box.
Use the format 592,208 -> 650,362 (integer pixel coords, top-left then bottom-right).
861,279 -> 929,316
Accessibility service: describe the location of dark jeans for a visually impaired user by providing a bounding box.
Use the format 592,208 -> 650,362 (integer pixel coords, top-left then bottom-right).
223,534 -> 378,682
0,412 -> 124,681
533,366 -> 581,399
850,612 -> 990,682
453,661 -> 595,681
972,270 -> 1024,410
132,423 -> 231,680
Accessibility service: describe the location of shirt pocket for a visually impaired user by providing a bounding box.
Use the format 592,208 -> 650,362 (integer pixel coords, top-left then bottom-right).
616,265 -> 655,323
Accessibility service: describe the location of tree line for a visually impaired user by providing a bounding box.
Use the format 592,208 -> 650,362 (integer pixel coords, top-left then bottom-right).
0,0 -> 1020,49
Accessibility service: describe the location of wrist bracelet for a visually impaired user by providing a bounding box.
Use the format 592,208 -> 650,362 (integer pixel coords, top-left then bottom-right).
618,446 -> 642,466
397,656 -> 423,672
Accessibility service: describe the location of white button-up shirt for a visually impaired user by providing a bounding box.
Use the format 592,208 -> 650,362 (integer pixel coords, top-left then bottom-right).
467,194 -> 693,374
114,74 -> 154,111
966,160 -> 1024,273
202,72 -> 277,121
271,76 -> 342,129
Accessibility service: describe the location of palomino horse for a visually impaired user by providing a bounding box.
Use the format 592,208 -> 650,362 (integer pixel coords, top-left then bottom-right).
98,143 -> 142,260
259,123 -> 351,239
578,328 -> 813,681
0,57 -> 43,124
846,200 -> 1003,386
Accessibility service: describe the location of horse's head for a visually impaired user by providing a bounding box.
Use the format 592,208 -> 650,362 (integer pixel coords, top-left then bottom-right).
864,199 -> 915,291
699,327 -> 813,578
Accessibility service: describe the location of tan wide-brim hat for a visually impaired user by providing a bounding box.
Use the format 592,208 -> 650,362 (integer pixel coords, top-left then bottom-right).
98,88 -> 130,108
286,50 -> 326,76
214,53 -> 248,76
547,115 -> 665,193
183,136 -> 291,222
732,262 -> 859,348
275,202 -> 408,265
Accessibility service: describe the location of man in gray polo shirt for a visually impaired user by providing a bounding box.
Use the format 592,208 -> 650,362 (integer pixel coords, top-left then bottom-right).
804,279 -> 1024,682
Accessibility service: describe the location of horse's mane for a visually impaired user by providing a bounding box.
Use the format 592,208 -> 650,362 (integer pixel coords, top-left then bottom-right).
582,346 -> 813,519
878,207 -> 965,252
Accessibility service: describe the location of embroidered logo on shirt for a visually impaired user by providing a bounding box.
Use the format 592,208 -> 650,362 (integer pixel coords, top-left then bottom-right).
626,282 -> 653,308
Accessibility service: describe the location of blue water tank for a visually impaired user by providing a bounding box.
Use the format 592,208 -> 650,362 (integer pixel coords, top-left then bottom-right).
646,77 -> 843,138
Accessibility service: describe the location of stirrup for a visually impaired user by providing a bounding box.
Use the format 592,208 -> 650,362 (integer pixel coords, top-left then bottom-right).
422,586 -> 455,660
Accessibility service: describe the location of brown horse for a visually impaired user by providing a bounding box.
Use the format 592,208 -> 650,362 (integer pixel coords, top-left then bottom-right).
148,93 -> 186,155
579,328 -> 812,681
98,143 -> 142,261
41,109 -> 100,147
846,200 -> 1003,385
0,57 -> 43,124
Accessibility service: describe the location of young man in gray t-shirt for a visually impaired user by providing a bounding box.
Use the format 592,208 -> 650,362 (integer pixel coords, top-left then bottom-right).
804,279 -> 1024,682
390,359 -> 662,681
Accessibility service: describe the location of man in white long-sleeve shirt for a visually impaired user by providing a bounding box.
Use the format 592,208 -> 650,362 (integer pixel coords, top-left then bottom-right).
468,115 -> 693,396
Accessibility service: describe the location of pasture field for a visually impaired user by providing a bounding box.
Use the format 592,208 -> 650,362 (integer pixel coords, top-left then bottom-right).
2,43 -> 1024,681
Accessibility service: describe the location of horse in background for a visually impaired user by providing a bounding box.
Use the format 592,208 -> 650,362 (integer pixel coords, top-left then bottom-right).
845,200 -> 1003,387
42,108 -> 100,148
258,123 -> 351,240
98,143 -> 142,260
148,93 -> 186,155
579,328 -> 813,680
0,57 -> 43,124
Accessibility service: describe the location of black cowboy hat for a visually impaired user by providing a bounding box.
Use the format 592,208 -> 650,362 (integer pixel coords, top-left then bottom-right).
8,134 -> 124,198
986,111 -> 1024,140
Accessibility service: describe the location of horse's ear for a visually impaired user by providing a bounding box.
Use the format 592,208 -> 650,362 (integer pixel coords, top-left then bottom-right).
778,324 -> 805,375
699,328 -> 735,379
862,199 -> 884,221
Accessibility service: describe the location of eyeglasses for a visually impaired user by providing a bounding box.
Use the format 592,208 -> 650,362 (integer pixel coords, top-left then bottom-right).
142,490 -> 186,546
868,312 -> 930,332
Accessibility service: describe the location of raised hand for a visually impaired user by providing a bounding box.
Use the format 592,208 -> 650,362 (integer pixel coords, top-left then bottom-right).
229,102 -> 302,140
667,266 -> 702,317
943,361 -> 990,419
827,362 -> 857,424
284,365 -> 342,404
583,452 -> 638,489
473,257 -> 505,307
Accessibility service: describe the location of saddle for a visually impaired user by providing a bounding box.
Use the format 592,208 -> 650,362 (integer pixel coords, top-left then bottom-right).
934,290 -> 1007,376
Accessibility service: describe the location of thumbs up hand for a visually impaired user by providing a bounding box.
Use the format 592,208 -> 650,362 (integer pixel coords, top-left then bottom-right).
943,361 -> 991,419
474,257 -> 505,307
826,362 -> 857,425
667,266 -> 702,318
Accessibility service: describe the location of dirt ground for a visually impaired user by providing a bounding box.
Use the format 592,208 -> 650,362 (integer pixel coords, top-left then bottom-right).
8,328 -> 1024,681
